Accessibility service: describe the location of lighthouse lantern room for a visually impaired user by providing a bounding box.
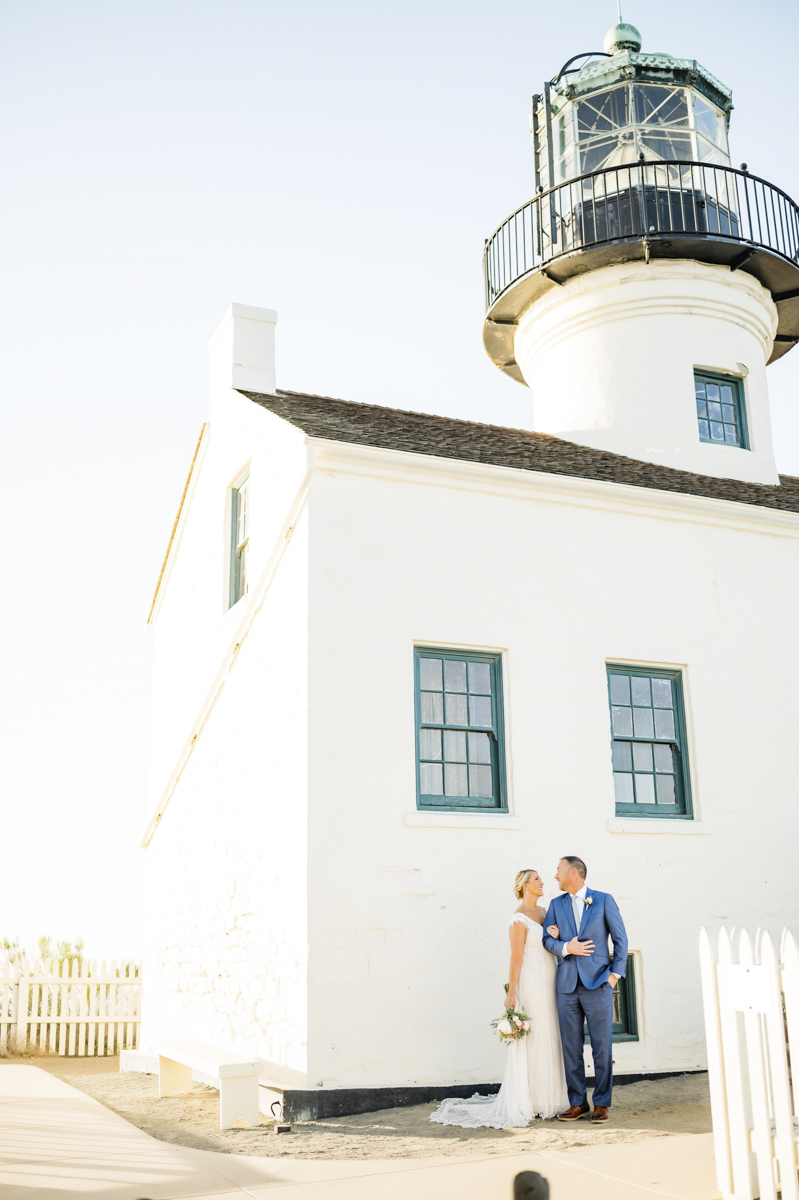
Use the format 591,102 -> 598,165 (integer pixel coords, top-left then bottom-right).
483,22 -> 799,485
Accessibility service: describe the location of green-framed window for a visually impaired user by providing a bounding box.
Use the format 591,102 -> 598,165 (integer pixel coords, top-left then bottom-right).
585,958 -> 639,1043
607,665 -> 692,819
695,371 -> 748,449
612,959 -> 639,1041
415,648 -> 506,811
228,474 -> 249,608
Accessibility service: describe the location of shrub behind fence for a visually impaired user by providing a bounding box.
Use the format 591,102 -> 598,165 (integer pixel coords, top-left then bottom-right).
0,958 -> 142,1056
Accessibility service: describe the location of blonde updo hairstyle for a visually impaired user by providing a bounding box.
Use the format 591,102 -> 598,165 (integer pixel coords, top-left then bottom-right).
514,869 -> 538,900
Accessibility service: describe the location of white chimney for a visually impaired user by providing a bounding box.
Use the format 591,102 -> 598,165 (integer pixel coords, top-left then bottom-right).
208,302 -> 278,400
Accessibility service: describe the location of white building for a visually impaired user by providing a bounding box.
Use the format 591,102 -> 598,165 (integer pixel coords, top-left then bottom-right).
139,23 -> 799,1120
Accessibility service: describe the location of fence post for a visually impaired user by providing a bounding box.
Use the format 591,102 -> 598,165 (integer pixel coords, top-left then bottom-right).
135,958 -> 143,1048
781,933 -> 799,1186
7,962 -> 19,1053
107,960 -> 118,1055
45,959 -> 57,1054
738,930 -> 776,1200
717,929 -> 756,1200
0,960 -> 11,1053
123,959 -> 132,1051
699,929 -> 733,1200
760,931 -> 798,1200
14,960 -> 28,1053
28,961 -> 39,1054
98,959 -> 107,1055
77,958 -> 88,1057
56,958 -> 67,1055
87,959 -> 97,1057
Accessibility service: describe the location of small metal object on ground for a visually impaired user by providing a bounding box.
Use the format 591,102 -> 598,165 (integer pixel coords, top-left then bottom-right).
514,1170 -> 549,1199
273,1123 -> 292,1134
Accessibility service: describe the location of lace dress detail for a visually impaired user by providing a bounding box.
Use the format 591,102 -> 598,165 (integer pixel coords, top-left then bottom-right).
429,913 -> 568,1128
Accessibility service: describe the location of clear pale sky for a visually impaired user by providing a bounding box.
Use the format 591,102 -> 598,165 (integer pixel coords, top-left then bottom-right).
1,0 -> 796,955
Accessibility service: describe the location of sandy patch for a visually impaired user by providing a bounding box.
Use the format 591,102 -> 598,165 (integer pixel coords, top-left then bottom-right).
51,1069 -> 710,1160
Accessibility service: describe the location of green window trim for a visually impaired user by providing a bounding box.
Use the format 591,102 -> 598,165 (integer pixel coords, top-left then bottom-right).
607,664 -> 693,820
414,647 -> 507,812
584,956 -> 639,1044
694,370 -> 749,450
612,957 -> 639,1042
228,473 -> 249,609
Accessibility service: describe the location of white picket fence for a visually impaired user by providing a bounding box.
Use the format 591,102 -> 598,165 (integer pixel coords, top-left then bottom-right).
700,927 -> 799,1200
0,959 -> 142,1057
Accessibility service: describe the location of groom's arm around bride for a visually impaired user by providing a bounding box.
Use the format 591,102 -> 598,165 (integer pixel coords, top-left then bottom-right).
541,892 -> 627,986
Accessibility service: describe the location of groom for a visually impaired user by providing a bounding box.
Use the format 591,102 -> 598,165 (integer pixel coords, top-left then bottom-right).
542,856 -> 628,1125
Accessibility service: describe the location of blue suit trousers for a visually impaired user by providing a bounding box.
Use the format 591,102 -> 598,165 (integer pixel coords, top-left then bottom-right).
557,982 -> 614,1108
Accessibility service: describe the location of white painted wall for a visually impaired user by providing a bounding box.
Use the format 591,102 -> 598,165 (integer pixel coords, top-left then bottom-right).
303,441 -> 799,1087
144,529 -> 310,1085
515,260 -> 779,485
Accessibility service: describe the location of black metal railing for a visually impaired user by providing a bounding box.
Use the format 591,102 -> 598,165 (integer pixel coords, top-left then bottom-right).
484,162 -> 799,310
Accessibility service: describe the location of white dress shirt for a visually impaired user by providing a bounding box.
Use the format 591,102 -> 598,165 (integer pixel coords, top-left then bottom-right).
572,884 -> 588,933
562,885 -> 588,957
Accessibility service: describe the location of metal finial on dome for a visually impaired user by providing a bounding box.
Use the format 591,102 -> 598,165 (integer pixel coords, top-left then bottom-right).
603,20 -> 642,54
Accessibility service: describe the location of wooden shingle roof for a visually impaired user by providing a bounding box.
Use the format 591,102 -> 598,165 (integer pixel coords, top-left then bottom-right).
241,388 -> 799,515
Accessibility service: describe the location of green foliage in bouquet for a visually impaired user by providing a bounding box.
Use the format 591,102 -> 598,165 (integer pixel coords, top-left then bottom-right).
491,985 -> 531,1043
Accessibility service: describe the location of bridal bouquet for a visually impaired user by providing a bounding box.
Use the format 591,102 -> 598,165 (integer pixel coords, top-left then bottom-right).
491,1002 -> 530,1044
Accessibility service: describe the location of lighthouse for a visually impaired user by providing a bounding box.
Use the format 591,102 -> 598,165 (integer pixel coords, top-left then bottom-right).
483,22 -> 799,486
139,16 -> 799,1120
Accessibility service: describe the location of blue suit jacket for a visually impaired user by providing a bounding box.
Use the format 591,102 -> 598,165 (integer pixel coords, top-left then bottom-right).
542,889 -> 628,992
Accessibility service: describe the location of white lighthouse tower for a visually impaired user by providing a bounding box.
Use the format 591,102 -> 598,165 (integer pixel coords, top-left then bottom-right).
483,21 -> 799,486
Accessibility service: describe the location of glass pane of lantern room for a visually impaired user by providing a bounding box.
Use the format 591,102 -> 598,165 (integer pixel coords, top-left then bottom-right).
634,86 -> 695,163
634,85 -> 689,130
693,94 -> 729,153
639,131 -> 693,162
580,133 -> 637,173
575,87 -> 632,176
576,87 -> 630,139
695,135 -> 729,166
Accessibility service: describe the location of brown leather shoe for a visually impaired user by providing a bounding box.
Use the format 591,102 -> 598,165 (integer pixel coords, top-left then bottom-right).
557,1104 -> 590,1121
592,1105 -> 610,1123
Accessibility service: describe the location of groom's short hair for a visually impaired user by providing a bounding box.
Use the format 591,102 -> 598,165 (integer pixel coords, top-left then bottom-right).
561,855 -> 587,879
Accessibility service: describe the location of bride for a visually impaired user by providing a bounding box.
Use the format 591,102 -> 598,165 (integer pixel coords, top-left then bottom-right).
430,868 -> 571,1128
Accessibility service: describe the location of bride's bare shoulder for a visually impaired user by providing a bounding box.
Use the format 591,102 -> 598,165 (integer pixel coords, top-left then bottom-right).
511,906 -> 545,927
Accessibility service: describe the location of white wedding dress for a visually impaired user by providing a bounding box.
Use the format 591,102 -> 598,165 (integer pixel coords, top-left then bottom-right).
429,912 -> 569,1128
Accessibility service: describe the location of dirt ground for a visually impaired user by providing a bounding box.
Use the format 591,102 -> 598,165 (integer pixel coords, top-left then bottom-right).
8,1057 -> 711,1160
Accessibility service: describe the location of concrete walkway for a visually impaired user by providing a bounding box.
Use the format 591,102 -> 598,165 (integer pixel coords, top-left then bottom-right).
0,1065 -> 721,1199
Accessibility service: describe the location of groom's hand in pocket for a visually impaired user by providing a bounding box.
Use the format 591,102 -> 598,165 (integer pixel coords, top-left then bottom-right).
566,937 -> 595,956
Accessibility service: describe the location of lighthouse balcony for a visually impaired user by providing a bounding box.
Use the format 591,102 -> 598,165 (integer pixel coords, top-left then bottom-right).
484,161 -> 799,379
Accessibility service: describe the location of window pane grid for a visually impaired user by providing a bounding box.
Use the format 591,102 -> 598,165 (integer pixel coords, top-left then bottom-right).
695,372 -> 747,449
608,667 -> 691,819
416,650 -> 505,811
